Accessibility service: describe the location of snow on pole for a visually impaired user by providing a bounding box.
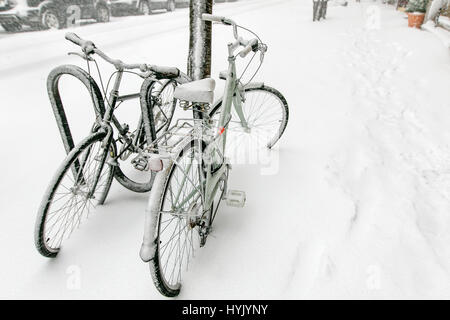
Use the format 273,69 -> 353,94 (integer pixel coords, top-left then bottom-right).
188,0 -> 213,81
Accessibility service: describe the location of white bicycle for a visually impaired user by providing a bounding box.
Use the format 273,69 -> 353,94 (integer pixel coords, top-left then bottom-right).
139,13 -> 289,297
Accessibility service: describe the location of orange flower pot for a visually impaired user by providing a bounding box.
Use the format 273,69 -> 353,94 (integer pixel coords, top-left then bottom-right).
407,12 -> 425,28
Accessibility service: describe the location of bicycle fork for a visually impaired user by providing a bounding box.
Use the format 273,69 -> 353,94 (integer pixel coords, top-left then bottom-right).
86,71 -> 122,199
87,123 -> 114,200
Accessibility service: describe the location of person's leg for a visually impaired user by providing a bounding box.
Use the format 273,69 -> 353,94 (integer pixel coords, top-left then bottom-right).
318,0 -> 324,21
322,0 -> 328,20
313,0 -> 319,21
317,0 -> 323,21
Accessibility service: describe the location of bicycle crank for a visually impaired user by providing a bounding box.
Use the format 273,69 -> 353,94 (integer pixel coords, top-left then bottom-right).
185,202 -> 210,247
186,203 -> 201,230
131,155 -> 149,171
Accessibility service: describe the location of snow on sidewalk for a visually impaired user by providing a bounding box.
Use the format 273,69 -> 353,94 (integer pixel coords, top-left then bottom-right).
422,20 -> 450,48
282,1 -> 450,299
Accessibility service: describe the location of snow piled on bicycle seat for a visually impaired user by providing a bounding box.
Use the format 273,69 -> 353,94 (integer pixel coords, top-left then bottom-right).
0,0 -> 450,299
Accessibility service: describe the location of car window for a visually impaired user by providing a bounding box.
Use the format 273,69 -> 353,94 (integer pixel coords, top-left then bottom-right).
26,0 -> 45,7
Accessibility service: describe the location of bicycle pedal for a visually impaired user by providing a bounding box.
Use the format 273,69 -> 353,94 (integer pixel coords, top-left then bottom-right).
225,190 -> 246,208
131,156 -> 149,171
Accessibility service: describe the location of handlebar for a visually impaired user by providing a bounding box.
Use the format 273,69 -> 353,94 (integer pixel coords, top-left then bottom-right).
201,14 -> 266,59
239,38 -> 258,58
148,65 -> 180,78
65,32 -> 180,78
202,13 -> 234,25
66,32 -> 97,56
65,32 -> 90,48
202,13 -> 238,39
202,13 -> 225,23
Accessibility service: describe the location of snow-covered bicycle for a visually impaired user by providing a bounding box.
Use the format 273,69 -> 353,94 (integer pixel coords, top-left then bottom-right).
34,33 -> 186,257
139,14 -> 289,297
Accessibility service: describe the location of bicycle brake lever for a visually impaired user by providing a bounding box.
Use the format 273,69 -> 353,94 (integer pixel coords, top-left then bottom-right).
259,43 -> 267,62
68,52 -> 93,61
260,50 -> 265,63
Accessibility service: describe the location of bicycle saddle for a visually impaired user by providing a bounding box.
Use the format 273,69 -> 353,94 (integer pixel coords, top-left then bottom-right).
173,78 -> 216,104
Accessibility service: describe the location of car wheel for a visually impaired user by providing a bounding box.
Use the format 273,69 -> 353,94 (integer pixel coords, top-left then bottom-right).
139,1 -> 151,15
1,23 -> 10,32
13,23 -> 22,32
96,5 -> 110,23
41,9 -> 62,30
167,0 -> 175,12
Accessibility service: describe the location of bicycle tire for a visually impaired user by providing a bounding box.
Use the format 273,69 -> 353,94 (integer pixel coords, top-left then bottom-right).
209,85 -> 289,150
113,79 -> 178,193
147,139 -> 208,297
34,131 -> 115,258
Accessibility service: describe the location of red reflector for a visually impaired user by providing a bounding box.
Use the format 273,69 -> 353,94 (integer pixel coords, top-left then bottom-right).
218,127 -> 225,135
149,158 -> 163,172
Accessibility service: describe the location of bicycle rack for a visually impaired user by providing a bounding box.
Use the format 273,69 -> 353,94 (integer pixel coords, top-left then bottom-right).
47,63 -> 192,157
47,64 -> 106,156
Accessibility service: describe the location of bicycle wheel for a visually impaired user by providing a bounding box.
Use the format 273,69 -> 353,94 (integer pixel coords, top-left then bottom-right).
147,140 -> 208,297
152,79 -> 178,136
209,85 -> 289,153
35,131 -> 115,258
114,79 -> 178,193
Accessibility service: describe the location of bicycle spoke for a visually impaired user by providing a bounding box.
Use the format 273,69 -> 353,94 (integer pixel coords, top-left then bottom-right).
214,88 -> 286,159
41,139 -> 113,251
156,142 -> 203,287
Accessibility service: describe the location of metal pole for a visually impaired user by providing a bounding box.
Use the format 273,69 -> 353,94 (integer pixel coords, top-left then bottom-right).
188,0 -> 213,81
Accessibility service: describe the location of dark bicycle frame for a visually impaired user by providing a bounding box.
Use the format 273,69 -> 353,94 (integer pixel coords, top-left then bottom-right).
47,63 -> 191,185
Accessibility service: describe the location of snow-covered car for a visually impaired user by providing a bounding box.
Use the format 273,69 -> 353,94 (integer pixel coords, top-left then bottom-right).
109,0 -> 176,16
215,0 -> 238,3
0,0 -> 110,32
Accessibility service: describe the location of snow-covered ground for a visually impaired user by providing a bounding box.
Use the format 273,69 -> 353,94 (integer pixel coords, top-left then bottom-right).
1,0 -> 450,299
